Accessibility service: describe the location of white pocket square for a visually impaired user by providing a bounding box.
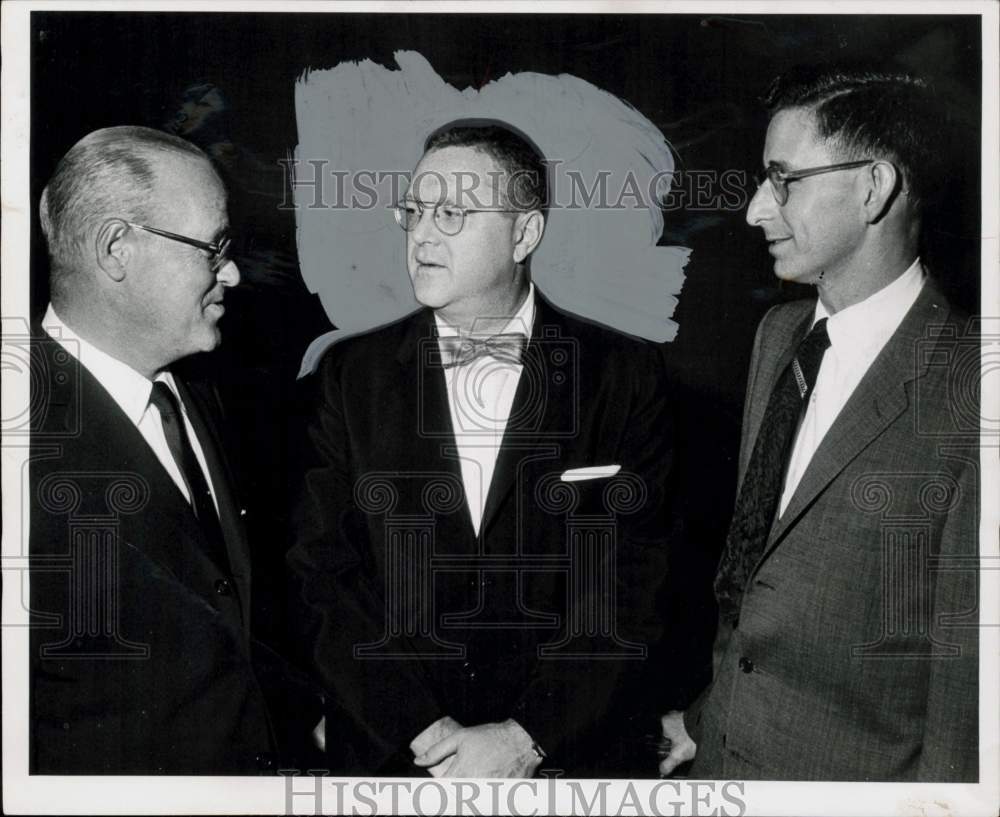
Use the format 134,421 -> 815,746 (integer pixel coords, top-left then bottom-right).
560,465 -> 622,482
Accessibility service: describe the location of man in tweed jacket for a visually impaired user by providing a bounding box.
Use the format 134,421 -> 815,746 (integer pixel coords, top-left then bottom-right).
659,66 -> 979,781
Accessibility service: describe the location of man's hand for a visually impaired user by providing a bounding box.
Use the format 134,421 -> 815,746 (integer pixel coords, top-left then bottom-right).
413,719 -> 541,778
410,716 -> 463,777
658,711 -> 697,777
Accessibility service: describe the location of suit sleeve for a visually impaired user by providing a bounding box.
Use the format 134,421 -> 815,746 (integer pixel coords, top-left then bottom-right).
918,452 -> 979,781
286,355 -> 444,774
509,342 -> 676,759
683,306 -> 777,740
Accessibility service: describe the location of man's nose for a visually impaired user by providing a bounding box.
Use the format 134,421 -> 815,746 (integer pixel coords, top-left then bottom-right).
410,206 -> 440,243
746,182 -> 776,227
217,258 -> 240,287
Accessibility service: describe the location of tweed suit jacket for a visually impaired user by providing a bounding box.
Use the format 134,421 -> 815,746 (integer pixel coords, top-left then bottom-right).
29,332 -> 316,774
689,281 -> 979,781
288,292 -> 677,776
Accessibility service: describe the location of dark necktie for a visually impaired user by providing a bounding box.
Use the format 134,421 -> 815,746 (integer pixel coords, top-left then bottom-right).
148,381 -> 227,565
438,333 -> 527,368
714,318 -> 831,623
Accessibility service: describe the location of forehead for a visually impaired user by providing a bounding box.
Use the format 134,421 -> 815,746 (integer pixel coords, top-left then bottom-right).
763,107 -> 835,168
408,145 -> 504,203
151,154 -> 227,228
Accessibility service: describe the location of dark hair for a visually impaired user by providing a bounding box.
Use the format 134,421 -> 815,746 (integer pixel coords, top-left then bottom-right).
423,120 -> 548,212
40,126 -> 209,287
763,66 -> 947,213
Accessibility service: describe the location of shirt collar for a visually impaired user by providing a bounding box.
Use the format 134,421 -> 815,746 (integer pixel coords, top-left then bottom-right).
434,282 -> 536,340
814,258 -> 926,356
42,303 -> 177,426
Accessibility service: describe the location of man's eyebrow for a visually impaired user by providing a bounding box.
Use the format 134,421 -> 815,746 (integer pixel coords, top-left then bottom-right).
403,197 -> 457,207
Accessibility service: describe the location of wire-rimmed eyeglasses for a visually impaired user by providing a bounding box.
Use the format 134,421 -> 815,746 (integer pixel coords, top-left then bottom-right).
126,222 -> 233,272
393,200 -> 522,236
755,160 -> 874,206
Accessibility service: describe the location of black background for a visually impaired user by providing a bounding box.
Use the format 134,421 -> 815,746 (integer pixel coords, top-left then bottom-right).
29,10 -> 983,683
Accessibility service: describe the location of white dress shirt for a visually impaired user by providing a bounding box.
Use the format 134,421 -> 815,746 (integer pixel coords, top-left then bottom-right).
42,304 -> 219,512
435,284 -> 535,535
779,259 -> 926,515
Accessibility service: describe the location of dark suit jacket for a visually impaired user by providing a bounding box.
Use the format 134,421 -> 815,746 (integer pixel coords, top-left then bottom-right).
688,282 -> 979,781
29,333 -> 314,774
288,293 -> 677,776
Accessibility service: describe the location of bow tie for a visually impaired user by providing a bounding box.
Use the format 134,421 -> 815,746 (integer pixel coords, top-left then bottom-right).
438,333 -> 527,368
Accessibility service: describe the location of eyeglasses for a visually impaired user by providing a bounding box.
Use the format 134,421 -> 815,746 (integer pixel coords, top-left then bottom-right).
393,200 -> 522,236
755,160 -> 874,206
126,222 -> 233,272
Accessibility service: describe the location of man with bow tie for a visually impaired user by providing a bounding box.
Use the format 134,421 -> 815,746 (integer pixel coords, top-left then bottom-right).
29,126 -> 319,773
289,121 -> 678,777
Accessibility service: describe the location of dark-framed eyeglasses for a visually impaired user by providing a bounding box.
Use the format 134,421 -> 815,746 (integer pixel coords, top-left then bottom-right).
126,222 -> 233,272
755,160 -> 874,206
393,200 -> 522,236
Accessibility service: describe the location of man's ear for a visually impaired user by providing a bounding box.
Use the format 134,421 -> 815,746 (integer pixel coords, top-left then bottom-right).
94,219 -> 131,282
512,210 -> 545,264
861,160 -> 901,223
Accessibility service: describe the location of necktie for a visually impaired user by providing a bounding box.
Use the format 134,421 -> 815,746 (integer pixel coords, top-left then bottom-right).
148,381 -> 228,565
438,333 -> 527,368
714,318 -> 831,623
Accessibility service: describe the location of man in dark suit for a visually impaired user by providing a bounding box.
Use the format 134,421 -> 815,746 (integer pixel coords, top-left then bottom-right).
659,67 -> 979,781
30,126 -> 316,773
288,122 -> 676,777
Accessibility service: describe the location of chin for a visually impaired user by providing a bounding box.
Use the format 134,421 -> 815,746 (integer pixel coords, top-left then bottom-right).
772,261 -> 812,285
411,281 -> 449,310
193,327 -> 223,353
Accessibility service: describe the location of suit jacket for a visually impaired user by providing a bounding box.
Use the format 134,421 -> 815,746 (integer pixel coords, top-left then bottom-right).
29,333 -> 313,774
288,293 -> 677,776
688,282 -> 979,781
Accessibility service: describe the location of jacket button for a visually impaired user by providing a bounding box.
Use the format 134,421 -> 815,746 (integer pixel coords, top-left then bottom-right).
215,578 -> 232,596
738,656 -> 754,673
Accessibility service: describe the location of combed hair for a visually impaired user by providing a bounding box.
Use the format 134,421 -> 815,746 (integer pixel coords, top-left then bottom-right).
423,120 -> 548,212
39,126 -> 208,293
763,66 -> 946,213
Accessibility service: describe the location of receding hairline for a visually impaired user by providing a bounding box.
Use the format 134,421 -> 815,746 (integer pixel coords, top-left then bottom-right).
41,127 -> 214,210
413,143 -> 544,213
411,145 -> 510,195
65,124 -> 206,160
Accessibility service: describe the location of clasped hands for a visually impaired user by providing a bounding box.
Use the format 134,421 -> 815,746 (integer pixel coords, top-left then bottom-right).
409,716 -> 542,778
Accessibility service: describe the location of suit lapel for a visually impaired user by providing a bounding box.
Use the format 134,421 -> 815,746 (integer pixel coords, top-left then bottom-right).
763,283 -> 949,555
395,310 -> 477,538
69,359 -> 230,589
479,296 -> 575,536
737,307 -> 812,491
174,378 -> 251,600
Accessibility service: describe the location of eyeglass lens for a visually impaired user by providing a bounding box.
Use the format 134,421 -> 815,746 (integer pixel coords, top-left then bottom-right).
395,202 -> 466,235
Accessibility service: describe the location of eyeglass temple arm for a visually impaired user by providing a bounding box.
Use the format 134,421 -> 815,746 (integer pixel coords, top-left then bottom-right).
782,160 -> 874,181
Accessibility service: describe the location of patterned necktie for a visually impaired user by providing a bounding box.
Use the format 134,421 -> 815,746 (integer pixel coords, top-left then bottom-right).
438,333 -> 527,368
714,318 -> 831,623
148,381 -> 227,565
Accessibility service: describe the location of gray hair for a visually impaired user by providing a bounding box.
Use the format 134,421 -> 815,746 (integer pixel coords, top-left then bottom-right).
39,126 -> 209,298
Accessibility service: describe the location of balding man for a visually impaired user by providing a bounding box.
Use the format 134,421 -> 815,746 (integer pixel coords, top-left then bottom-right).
29,126 -> 314,774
